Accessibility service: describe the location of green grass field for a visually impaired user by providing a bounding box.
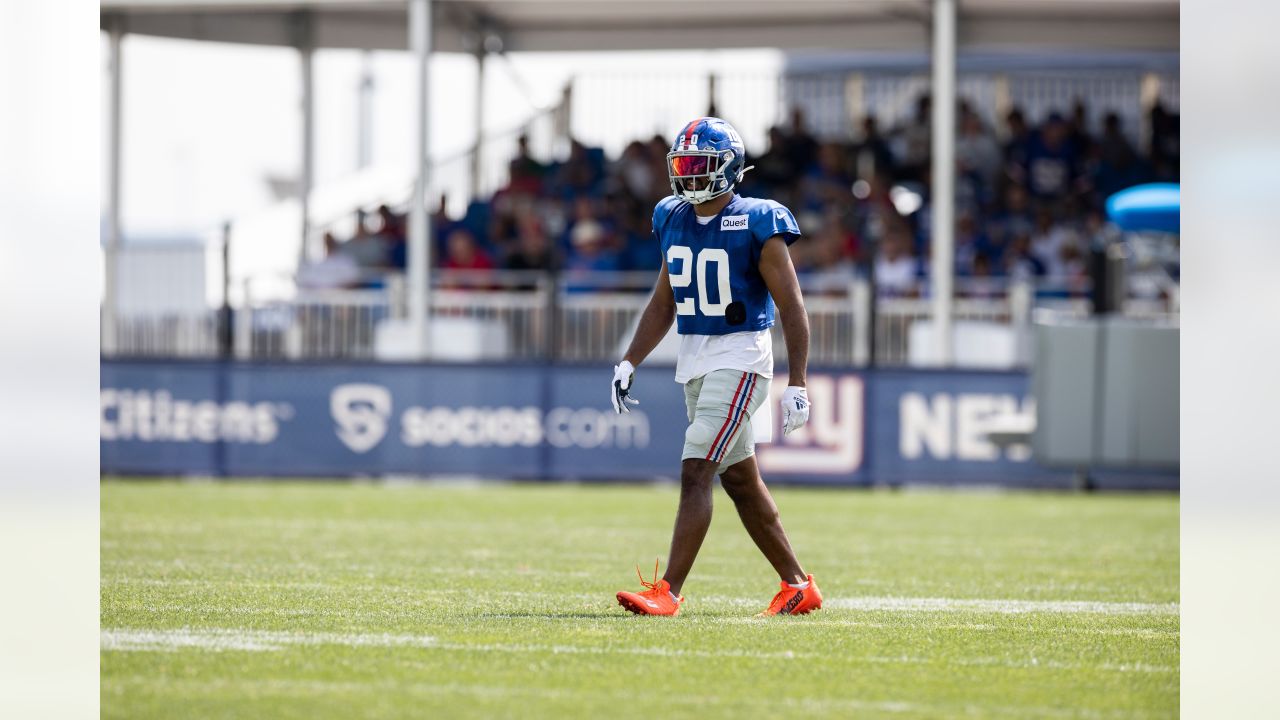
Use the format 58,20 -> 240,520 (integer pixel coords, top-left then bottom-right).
101,480 -> 1179,719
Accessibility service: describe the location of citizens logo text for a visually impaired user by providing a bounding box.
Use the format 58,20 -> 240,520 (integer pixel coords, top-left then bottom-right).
101,389 -> 292,444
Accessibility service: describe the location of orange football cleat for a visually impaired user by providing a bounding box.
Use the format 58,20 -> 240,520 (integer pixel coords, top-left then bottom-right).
758,574 -> 823,616
616,560 -> 684,616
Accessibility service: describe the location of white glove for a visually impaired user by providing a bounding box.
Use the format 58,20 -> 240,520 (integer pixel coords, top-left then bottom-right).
611,360 -> 640,414
780,386 -> 810,435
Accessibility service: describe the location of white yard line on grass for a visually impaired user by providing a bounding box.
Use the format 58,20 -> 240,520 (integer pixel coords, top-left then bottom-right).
100,628 -> 1175,675
707,617 -> 1178,637
100,628 -> 791,659
100,628 -> 437,652
817,596 -> 1179,615
104,576 -> 1178,617
102,676 -> 1142,720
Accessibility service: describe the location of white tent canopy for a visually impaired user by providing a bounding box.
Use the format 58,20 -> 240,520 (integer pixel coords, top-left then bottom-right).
101,0 -> 1177,53
99,0 -> 1178,362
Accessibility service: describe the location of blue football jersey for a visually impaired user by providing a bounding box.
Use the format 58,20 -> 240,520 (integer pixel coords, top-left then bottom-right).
653,194 -> 801,336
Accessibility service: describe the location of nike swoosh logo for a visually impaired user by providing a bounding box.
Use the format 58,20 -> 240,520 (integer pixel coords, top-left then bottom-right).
644,600 -> 659,608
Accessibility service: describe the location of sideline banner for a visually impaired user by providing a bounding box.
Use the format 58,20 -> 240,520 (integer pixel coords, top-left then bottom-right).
101,360 -> 1086,486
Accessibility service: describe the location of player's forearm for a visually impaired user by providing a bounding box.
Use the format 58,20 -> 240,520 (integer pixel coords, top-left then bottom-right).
622,298 -> 674,367
778,302 -> 810,387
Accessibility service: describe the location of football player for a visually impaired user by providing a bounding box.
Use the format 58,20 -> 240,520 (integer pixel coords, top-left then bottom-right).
612,117 -> 822,617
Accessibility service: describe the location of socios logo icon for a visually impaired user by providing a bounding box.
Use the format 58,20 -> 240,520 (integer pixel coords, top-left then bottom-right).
331,384 -> 392,453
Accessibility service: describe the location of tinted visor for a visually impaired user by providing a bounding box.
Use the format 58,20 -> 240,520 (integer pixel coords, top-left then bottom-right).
669,154 -> 717,177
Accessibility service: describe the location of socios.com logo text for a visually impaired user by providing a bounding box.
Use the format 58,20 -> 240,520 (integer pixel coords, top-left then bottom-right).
101,389 -> 292,444
330,383 -> 648,453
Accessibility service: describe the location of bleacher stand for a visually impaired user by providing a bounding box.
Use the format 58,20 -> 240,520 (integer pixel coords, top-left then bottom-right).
326,95 -> 1179,301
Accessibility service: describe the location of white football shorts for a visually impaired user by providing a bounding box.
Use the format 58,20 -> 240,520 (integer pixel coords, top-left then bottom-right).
681,369 -> 770,473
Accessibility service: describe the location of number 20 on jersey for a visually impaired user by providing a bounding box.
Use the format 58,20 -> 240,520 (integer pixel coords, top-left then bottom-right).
666,246 -> 733,317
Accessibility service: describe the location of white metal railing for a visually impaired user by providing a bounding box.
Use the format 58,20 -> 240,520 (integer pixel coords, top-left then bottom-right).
557,292 -> 649,362
104,270 -> 1178,367
106,311 -> 222,358
430,287 -> 553,360
234,289 -> 390,360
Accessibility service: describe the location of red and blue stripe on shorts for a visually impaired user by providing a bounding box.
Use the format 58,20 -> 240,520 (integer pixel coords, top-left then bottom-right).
706,372 -> 757,463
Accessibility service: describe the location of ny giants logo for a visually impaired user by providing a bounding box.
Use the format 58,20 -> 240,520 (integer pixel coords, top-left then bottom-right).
757,375 -> 864,474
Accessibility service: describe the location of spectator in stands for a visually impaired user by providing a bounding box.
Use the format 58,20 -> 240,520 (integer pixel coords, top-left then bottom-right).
503,212 -> 557,272
360,204 -> 404,272
785,107 -> 819,178
801,142 -> 853,212
1030,207 -> 1079,278
1068,100 -> 1094,159
1080,208 -> 1108,250
955,108 -> 1002,201
1092,112 -> 1143,199
1058,241 -> 1089,294
988,184 -> 1035,250
966,252 -> 1002,299
850,171 -> 902,248
800,213 -> 860,284
954,212 -> 998,277
601,187 -> 658,271
750,126 -> 794,194
1002,107 -> 1032,188
556,139 -> 603,197
441,228 -> 494,272
615,140 -> 654,203
606,162 -> 648,237
1024,112 -> 1078,200
874,227 -> 920,296
561,196 -> 596,249
1005,231 -> 1047,281
564,218 -> 622,273
297,232 -> 361,290
346,216 -> 392,275
433,193 -> 463,243
508,134 -> 546,194
1148,100 -> 1179,181
375,204 -> 406,245
849,116 -> 894,182
646,134 -> 674,200
893,94 -> 932,182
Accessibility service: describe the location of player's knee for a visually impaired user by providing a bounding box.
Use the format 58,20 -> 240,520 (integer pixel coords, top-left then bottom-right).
679,458 -> 716,490
720,470 -> 760,503
719,470 -> 749,496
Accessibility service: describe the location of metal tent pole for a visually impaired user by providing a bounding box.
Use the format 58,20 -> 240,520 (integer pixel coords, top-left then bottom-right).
297,13 -> 315,266
104,21 -> 124,356
357,50 -> 374,171
470,43 -> 486,200
408,0 -> 434,358
930,0 -> 956,366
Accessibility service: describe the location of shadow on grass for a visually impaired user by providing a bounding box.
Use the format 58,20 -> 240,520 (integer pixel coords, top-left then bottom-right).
475,610 -> 640,620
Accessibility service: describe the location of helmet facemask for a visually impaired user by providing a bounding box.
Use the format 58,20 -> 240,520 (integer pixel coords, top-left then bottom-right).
668,149 -> 739,205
